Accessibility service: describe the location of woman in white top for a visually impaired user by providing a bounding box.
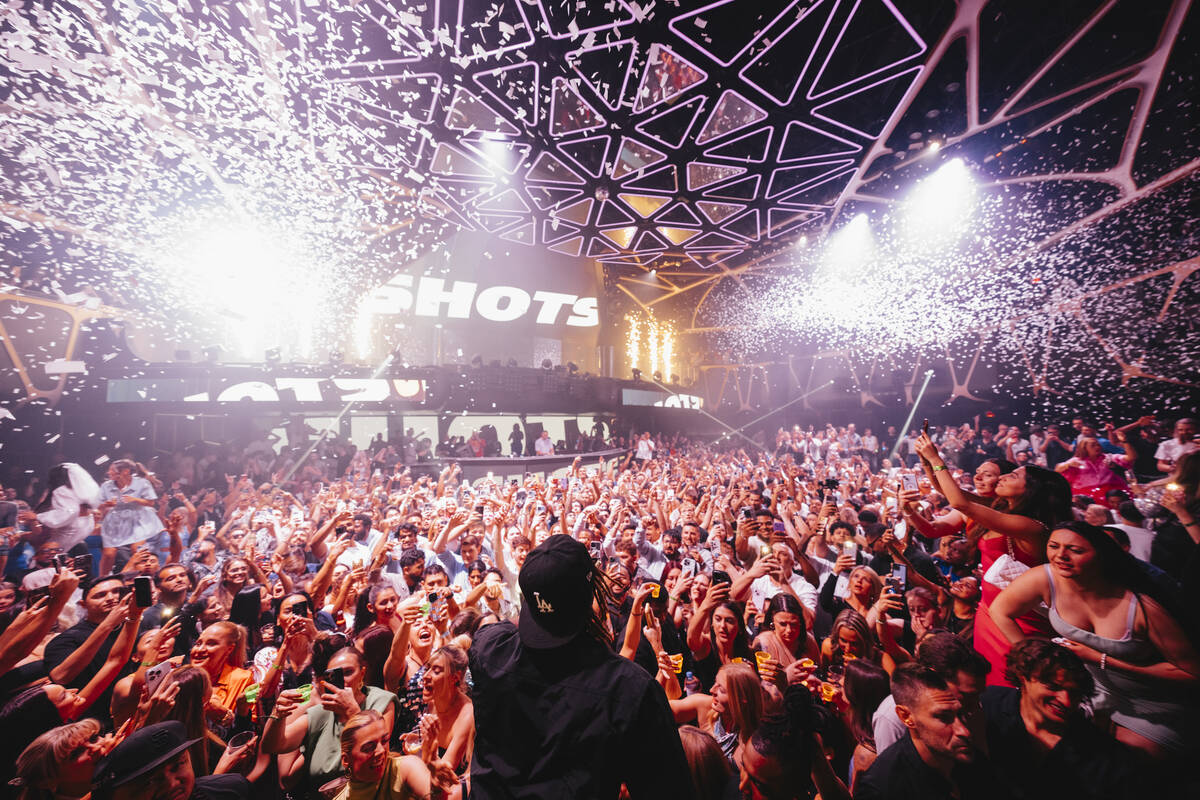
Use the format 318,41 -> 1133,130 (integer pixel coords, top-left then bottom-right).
34,463 -> 102,552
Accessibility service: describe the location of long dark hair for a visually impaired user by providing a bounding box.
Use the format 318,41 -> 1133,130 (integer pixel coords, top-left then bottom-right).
708,601 -> 752,661
34,466 -> 71,514
843,658 -> 890,747
763,594 -> 807,647
1051,522 -> 1155,598
999,465 -> 1073,529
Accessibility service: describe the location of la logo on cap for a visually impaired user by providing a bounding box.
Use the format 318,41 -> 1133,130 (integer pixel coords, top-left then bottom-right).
533,591 -> 554,614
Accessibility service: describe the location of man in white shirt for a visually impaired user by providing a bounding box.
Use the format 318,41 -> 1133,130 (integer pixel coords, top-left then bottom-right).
730,542 -> 818,624
335,513 -> 383,569
1111,501 -> 1156,563
533,430 -> 555,456
1155,417 -> 1197,473
635,432 -> 655,461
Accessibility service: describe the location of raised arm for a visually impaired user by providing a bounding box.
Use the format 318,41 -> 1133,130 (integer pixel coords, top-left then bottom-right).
915,433 -> 1047,550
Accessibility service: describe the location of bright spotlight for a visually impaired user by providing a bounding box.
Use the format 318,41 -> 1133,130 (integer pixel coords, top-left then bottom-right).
822,213 -> 874,272
903,158 -> 975,247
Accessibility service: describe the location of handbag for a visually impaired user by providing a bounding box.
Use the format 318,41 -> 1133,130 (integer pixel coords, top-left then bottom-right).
982,536 -> 1030,589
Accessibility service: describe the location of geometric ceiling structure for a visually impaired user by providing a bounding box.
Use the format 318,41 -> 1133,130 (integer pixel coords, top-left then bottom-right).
297,0 -> 933,268
0,0 -> 1197,412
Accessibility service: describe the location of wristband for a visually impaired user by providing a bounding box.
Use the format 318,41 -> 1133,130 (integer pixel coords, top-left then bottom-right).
932,465 -> 948,472
1100,653 -> 1107,670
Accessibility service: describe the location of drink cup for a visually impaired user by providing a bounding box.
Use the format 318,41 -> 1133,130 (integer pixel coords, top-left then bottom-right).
669,653 -> 683,673
754,651 -> 772,670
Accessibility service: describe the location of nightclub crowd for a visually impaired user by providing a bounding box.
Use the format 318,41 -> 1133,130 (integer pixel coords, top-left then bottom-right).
0,413 -> 1196,800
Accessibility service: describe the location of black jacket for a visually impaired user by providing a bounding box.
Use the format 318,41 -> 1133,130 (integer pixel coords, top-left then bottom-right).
468,621 -> 694,800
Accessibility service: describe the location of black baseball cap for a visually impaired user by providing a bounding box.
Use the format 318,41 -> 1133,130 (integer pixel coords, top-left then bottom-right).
518,536 -> 595,649
93,721 -> 199,796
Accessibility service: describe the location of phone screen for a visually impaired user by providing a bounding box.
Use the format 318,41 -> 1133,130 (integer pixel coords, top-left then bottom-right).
133,576 -> 154,607
324,667 -> 345,690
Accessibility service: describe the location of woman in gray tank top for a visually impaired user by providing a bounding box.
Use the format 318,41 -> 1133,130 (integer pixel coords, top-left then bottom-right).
989,520 -> 1200,759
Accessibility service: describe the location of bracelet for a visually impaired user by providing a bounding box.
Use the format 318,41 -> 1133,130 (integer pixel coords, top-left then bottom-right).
1100,653 -> 1107,670
139,661 -> 155,667
270,663 -> 283,672
1181,519 -> 1198,527
932,465 -> 948,472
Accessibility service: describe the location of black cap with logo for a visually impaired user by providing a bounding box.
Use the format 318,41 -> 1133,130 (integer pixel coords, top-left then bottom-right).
518,535 -> 595,649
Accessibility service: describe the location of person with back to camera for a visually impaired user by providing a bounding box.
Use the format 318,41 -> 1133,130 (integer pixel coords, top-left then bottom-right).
467,535 -> 694,798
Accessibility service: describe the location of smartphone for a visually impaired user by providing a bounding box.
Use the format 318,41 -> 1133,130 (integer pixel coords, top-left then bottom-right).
291,600 -> 309,618
324,667 -> 345,690
53,553 -> 72,573
741,507 -> 754,520
842,541 -> 857,557
133,575 -> 154,607
887,564 -> 907,595
230,585 -> 263,630
144,661 -> 174,696
26,586 -> 51,605
681,557 -> 696,579
712,570 -> 732,586
901,473 -> 919,494
475,505 -> 484,514
73,553 -> 93,576
922,419 -> 929,437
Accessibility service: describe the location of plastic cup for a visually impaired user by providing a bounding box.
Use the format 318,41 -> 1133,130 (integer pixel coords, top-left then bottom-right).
650,584 -> 660,598
669,653 -> 683,673
799,658 -> 816,670
297,683 -> 312,703
820,683 -> 836,703
242,683 -> 260,705
754,651 -> 772,670
228,731 -> 255,750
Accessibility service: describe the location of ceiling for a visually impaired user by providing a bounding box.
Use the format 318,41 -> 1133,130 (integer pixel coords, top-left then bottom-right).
2,0 -> 1192,283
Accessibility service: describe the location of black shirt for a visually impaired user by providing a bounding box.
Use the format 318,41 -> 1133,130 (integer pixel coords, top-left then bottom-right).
468,621 -> 695,800
980,687 -> 1143,799
854,733 -> 1003,800
192,773 -> 252,800
43,618 -> 133,722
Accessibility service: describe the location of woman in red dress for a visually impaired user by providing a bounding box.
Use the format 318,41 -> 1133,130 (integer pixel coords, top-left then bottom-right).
914,432 -> 1073,685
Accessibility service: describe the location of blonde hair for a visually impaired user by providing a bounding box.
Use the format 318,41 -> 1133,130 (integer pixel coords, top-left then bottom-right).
205,621 -> 248,669
848,566 -> 882,604
678,725 -> 731,800
712,663 -> 763,744
15,719 -> 101,799
340,709 -> 386,765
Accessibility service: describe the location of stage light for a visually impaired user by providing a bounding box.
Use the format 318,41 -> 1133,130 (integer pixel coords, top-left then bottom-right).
822,213 -> 874,272
927,140 -> 942,153
264,348 -> 281,364
541,359 -> 553,370
329,350 -> 343,366
202,346 -> 220,363
653,371 -> 663,382
631,368 -> 642,381
903,158 -> 975,247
